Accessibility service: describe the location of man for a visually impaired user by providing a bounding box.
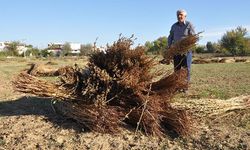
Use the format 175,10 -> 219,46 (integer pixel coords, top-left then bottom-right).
168,9 -> 195,92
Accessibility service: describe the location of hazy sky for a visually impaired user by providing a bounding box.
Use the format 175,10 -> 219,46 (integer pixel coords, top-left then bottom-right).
1,0 -> 250,48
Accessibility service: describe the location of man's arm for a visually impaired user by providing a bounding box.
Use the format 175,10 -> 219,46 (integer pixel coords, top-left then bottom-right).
188,23 -> 195,35
168,26 -> 174,47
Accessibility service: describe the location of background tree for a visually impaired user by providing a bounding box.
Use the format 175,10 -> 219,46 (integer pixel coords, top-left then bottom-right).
220,26 -> 249,56
144,41 -> 153,54
61,42 -> 72,56
206,41 -> 216,53
39,49 -> 51,57
246,37 -> 250,55
25,47 -> 40,57
194,45 -> 206,53
145,36 -> 168,55
6,41 -> 20,56
80,44 -> 93,56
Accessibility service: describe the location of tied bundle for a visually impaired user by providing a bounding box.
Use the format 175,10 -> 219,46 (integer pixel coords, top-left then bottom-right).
13,36 -> 191,137
162,33 -> 201,64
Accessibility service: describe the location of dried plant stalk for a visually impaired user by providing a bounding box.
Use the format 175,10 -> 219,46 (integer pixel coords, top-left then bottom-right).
163,33 -> 200,62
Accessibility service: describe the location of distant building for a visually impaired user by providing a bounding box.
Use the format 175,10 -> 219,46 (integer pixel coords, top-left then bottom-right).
0,41 -> 28,55
47,42 -> 81,55
69,43 -> 81,54
47,43 -> 64,56
0,42 -> 7,51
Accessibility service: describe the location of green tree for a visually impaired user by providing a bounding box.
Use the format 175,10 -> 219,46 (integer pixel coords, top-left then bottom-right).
194,45 -> 206,53
80,44 -> 93,56
61,42 -> 72,56
246,37 -> 250,55
6,41 -> 20,56
145,36 -> 168,55
206,41 -> 216,53
39,49 -> 51,57
220,26 -> 249,56
26,47 -> 40,57
144,41 -> 153,53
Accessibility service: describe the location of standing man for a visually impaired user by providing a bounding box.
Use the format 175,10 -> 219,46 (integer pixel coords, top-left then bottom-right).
168,9 -> 195,92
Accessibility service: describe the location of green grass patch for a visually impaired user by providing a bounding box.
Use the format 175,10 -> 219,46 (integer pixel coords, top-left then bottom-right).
191,62 -> 250,99
0,58 -> 250,100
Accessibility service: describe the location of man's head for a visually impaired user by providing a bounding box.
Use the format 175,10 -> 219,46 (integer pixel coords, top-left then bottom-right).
177,9 -> 187,23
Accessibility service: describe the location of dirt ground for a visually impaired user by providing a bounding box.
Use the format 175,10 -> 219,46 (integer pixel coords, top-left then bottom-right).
0,60 -> 250,149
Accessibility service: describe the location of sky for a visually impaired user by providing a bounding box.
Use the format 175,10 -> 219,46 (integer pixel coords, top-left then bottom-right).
1,0 -> 250,49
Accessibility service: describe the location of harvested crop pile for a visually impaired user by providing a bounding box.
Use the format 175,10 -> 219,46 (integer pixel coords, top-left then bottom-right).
192,58 -> 212,64
26,63 -> 73,76
26,63 -> 58,76
13,37 -> 192,137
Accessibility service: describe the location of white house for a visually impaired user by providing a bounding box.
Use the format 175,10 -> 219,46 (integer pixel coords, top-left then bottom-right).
0,42 -> 7,51
69,43 -> 81,54
47,43 -> 64,55
48,42 -> 81,54
0,42 -> 28,55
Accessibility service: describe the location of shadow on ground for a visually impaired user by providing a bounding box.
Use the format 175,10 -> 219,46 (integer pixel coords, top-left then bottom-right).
0,96 -> 83,132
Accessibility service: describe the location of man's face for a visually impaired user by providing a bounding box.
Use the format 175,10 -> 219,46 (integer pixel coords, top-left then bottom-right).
177,12 -> 186,23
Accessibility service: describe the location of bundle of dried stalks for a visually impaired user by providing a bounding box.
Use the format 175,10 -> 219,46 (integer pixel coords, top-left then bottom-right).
64,103 -> 126,133
26,63 -> 58,76
151,69 -> 188,97
14,72 -> 80,100
13,36 -> 191,137
192,58 -> 212,64
26,63 -> 76,77
163,33 -> 200,62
